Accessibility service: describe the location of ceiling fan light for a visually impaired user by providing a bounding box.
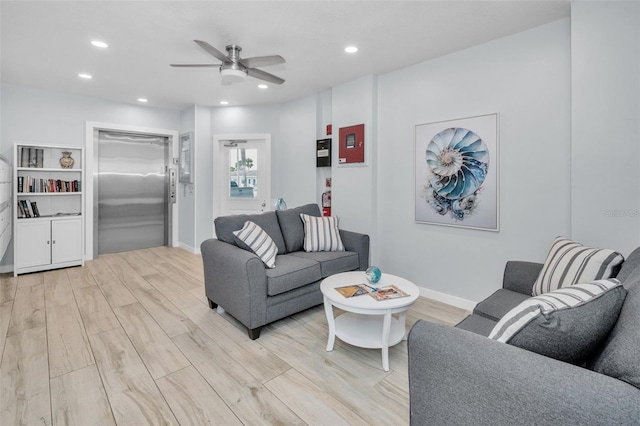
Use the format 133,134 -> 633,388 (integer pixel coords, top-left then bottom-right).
220,68 -> 247,84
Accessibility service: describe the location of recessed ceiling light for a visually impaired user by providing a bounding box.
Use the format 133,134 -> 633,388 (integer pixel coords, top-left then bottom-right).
344,46 -> 358,53
220,101 -> 229,105
258,84 -> 268,89
138,98 -> 148,103
91,40 -> 108,48
78,73 -> 92,79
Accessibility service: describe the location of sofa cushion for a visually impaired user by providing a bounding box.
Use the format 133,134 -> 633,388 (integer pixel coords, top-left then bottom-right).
473,289 -> 531,321
615,246 -> 640,285
455,315 -> 497,337
232,221 -> 278,268
588,275 -> 640,389
532,236 -> 624,296
276,204 -> 321,253
266,254 -> 322,296
301,214 -> 344,252
288,251 -> 359,278
215,211 -> 287,254
489,279 -> 627,365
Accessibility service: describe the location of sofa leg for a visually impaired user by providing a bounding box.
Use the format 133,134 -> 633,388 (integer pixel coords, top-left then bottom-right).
248,327 -> 262,340
208,299 -> 218,309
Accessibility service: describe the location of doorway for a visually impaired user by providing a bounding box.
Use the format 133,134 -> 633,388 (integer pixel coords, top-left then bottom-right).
93,130 -> 174,255
213,134 -> 271,219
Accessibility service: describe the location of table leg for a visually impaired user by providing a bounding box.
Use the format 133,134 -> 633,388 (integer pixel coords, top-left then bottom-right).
381,311 -> 392,371
323,297 -> 336,351
399,311 -> 408,341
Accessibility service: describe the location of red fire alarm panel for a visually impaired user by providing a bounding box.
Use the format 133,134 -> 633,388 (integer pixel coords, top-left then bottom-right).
338,124 -> 364,164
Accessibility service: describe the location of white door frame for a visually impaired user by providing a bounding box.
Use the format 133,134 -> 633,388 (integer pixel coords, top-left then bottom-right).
85,121 -> 179,260
212,133 -> 271,229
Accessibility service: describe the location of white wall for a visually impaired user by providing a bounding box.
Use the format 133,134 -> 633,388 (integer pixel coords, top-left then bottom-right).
331,75 -> 378,243
196,105 -> 280,247
276,94 -> 318,208
178,105 -> 196,251
0,84 -> 180,268
376,19 -> 571,305
571,2 -> 640,256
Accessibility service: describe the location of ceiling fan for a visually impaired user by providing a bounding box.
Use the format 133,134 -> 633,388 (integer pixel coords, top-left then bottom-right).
170,40 -> 285,85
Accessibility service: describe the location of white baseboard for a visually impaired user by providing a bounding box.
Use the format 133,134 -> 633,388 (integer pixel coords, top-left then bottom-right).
418,286 -> 477,311
178,242 -> 200,254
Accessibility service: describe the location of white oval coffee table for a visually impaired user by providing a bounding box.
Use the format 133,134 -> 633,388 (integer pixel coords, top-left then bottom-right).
320,271 -> 420,371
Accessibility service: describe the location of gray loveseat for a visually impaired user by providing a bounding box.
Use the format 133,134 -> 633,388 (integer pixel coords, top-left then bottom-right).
201,203 -> 369,339
408,247 -> 640,425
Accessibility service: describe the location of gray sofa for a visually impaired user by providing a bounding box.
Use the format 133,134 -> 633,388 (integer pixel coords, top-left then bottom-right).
201,203 -> 369,339
408,247 -> 640,425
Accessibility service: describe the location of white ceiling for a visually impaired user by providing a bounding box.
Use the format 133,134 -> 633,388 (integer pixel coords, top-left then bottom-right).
1,1 -> 571,110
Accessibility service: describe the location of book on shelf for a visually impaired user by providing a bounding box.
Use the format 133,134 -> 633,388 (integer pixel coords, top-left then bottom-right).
35,149 -> 43,168
20,147 -> 29,167
30,201 -> 40,217
20,200 -> 31,217
335,283 -> 410,301
29,149 -> 37,168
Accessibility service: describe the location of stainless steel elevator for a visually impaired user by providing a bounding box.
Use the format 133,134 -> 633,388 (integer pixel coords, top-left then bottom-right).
94,131 -> 171,255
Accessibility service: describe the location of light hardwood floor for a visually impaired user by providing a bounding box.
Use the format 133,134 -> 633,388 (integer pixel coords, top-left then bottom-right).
0,247 -> 469,426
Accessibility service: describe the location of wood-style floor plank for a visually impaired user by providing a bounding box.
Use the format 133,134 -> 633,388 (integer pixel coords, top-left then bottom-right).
0,327 -> 51,426
46,302 -> 95,378
89,327 -> 179,425
7,283 -> 45,336
73,285 -> 121,335
113,302 -> 190,379
265,368 -> 369,425
172,328 -> 304,426
156,366 -> 242,426
1,246 -> 470,426
0,275 -> 17,359
50,364 -> 115,426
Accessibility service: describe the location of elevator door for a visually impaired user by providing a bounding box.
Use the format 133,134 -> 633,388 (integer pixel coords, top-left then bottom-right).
96,131 -> 169,255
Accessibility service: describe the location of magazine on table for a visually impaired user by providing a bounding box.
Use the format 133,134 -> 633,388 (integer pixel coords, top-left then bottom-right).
335,283 -> 409,300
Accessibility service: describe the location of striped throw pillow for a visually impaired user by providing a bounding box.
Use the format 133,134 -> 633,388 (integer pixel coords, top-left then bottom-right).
531,237 -> 624,296
232,221 -> 277,268
488,279 -> 627,364
300,214 -> 345,252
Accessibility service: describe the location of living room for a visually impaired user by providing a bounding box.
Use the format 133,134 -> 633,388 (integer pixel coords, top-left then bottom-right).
2,1 -> 638,310
1,1 -> 639,424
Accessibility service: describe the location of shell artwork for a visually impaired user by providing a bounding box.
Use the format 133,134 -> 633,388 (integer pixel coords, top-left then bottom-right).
423,127 -> 489,220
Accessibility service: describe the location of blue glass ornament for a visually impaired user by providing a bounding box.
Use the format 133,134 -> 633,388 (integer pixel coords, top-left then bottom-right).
365,266 -> 382,285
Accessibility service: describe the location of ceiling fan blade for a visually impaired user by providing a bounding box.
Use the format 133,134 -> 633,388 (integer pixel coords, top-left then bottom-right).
239,55 -> 285,69
170,64 -> 219,67
247,68 -> 285,85
194,40 -> 229,62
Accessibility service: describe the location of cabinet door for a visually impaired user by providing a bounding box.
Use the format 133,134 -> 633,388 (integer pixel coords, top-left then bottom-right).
16,221 -> 51,268
51,218 -> 82,264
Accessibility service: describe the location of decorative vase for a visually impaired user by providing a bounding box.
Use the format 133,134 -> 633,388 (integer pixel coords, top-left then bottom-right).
365,266 -> 382,285
60,151 -> 74,169
275,198 -> 287,211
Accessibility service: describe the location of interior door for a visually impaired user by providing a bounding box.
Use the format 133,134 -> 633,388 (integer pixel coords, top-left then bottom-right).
217,137 -> 271,217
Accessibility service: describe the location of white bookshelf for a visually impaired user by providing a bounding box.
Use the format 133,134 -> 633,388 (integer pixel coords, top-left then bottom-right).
13,142 -> 84,276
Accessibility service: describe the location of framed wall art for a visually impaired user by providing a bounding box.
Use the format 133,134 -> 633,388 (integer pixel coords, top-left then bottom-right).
415,113 -> 499,231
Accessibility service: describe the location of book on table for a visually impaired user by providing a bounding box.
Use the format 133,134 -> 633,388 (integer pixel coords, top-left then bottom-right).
335,283 -> 409,300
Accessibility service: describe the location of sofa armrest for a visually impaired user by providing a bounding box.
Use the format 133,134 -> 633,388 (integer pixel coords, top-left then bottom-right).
339,229 -> 370,270
502,260 -> 543,295
408,321 -> 640,426
200,238 -> 268,329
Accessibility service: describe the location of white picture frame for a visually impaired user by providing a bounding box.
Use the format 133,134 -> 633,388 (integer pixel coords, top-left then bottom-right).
415,113 -> 499,231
